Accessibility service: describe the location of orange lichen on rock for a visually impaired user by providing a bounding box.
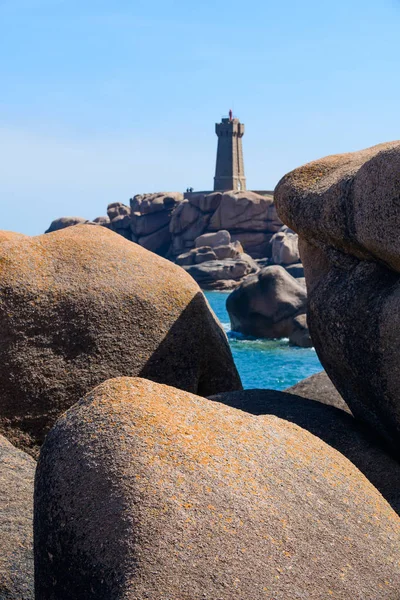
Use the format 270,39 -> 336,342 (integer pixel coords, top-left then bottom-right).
0,225 -> 241,455
34,377 -> 400,599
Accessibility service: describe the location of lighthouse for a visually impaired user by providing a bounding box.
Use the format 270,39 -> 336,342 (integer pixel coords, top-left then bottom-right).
214,111 -> 246,192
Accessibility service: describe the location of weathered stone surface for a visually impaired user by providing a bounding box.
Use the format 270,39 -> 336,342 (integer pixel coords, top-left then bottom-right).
231,231 -> 274,259
131,210 -> 171,237
110,214 -> 131,231
210,387 -> 400,514
194,247 -> 217,264
169,201 -> 204,235
226,265 -> 307,341
0,231 -> 27,243
271,230 -> 300,265
188,192 -> 222,213
131,192 -> 183,215
35,378 -> 400,599
93,216 -> 110,225
0,225 -> 241,452
195,230 -> 231,248
129,193 -> 183,256
213,244 -> 241,260
209,191 -> 276,232
0,435 -> 35,600
275,141 -> 400,456
45,216 -> 88,233
107,202 -> 131,221
175,250 -> 195,266
184,254 -> 258,289
288,313 -> 312,348
285,262 -> 304,278
137,225 -> 171,255
286,371 -> 351,414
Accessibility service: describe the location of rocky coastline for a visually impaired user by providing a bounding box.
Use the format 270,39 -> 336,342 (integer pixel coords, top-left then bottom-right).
1,142 -> 400,598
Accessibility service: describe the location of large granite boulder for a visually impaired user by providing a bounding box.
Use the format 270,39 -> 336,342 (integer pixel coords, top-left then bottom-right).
0,225 -> 241,454
271,228 -> 300,265
183,253 -> 259,290
106,203 -> 132,240
1,435 -> 35,600
45,216 -> 88,233
231,231 -> 274,259
34,378 -> 400,599
195,229 -> 231,248
131,193 -> 183,256
188,191 -> 222,213
226,265 -> 310,344
209,191 -> 280,232
275,141 -> 400,456
286,371 -> 351,414
171,192 -> 283,259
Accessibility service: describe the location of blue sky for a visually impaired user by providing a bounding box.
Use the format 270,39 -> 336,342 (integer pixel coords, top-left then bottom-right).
0,0 -> 399,234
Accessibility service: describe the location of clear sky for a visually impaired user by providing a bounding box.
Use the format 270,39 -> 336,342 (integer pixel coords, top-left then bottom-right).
0,0 -> 399,235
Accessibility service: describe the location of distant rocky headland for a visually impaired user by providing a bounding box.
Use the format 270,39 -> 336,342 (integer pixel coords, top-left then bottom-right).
46,190 -> 309,345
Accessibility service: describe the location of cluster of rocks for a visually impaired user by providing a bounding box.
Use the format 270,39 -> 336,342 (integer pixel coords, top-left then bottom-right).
45,191 -> 308,343
175,230 -> 259,290
170,190 -> 282,259
1,144 -> 400,597
45,190 -> 300,274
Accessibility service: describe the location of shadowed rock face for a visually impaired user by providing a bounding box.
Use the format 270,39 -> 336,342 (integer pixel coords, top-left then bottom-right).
275,141 -> 400,457
0,435 -> 35,600
0,225 -> 241,455
34,378 -> 400,600
286,371 -> 351,414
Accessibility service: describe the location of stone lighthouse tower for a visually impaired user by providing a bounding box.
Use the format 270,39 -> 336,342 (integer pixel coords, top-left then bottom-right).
214,110 -> 246,192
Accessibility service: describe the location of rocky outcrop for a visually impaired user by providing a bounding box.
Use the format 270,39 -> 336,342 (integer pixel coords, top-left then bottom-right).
275,141 -> 400,457
107,202 -> 132,240
131,192 -> 183,255
0,225 -> 241,453
45,191 -> 287,262
183,253 -> 259,290
0,435 -> 35,600
45,216 -> 89,233
286,371 -> 351,414
34,377 -> 400,599
170,191 -> 282,259
195,229 -> 231,248
226,265 -> 311,345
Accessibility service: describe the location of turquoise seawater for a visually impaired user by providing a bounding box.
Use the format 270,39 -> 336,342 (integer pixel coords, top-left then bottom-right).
204,290 -> 322,391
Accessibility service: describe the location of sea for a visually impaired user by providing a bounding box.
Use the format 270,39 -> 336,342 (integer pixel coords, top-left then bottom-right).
205,291 -> 322,390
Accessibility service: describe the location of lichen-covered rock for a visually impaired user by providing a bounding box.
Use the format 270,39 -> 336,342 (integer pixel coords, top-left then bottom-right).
0,435 -> 35,600
34,378 -> 400,599
226,265 -> 308,341
275,141 -> 400,456
45,216 -> 88,233
0,225 -> 241,453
